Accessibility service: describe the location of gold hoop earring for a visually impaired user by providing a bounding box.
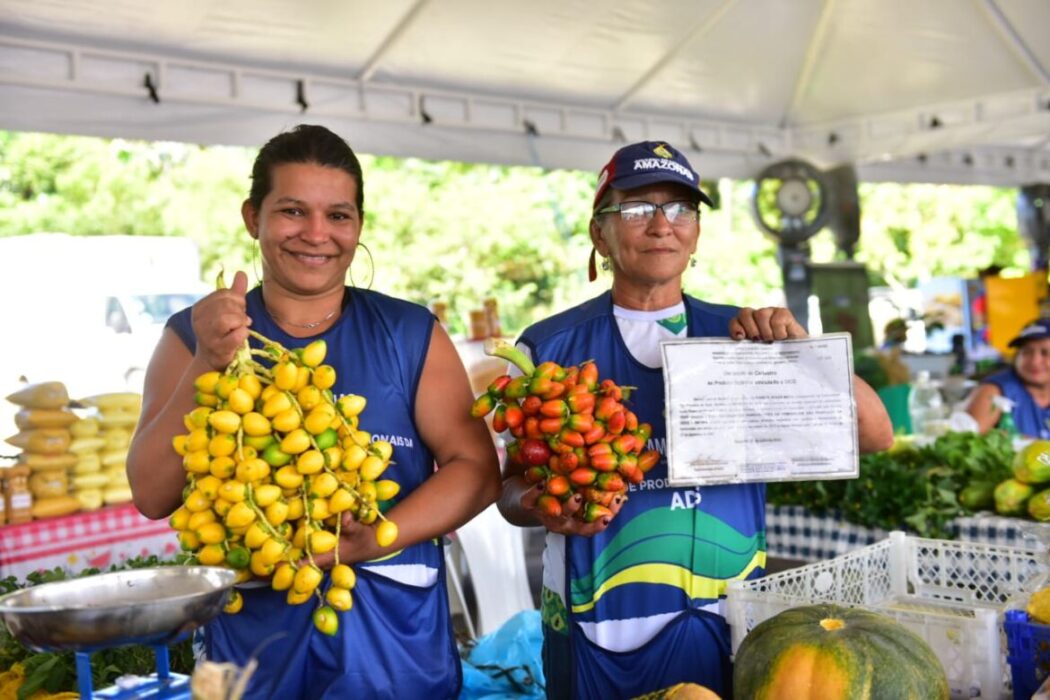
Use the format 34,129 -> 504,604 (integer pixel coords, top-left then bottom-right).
349,242 -> 374,290
250,240 -> 263,284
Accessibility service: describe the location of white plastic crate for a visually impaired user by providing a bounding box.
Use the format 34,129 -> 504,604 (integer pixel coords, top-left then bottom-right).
726,531 -> 1046,699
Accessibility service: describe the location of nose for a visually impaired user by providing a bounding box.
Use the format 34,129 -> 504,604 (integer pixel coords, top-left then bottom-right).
645,206 -> 674,235
300,212 -> 331,243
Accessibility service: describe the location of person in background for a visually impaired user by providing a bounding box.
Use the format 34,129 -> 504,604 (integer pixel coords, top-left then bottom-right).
126,124 -> 501,699
966,317 -> 1050,438
497,141 -> 894,699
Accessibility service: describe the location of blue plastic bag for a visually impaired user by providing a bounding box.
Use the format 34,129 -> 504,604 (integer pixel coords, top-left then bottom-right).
459,610 -> 545,699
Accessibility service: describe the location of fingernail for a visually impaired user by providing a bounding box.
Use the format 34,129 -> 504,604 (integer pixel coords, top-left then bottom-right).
613,496 -> 622,505
573,494 -> 582,504
751,336 -> 761,342
602,518 -> 610,526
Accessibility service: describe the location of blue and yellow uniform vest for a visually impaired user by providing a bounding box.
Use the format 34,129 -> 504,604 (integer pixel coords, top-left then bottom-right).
518,291 -> 766,700
168,286 -> 459,700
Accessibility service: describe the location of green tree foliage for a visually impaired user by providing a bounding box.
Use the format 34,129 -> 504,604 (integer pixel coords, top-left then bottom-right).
0,131 -> 1030,337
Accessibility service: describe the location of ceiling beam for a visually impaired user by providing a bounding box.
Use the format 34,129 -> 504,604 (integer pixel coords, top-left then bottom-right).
357,0 -> 432,83
979,0 -> 1050,86
780,0 -> 838,129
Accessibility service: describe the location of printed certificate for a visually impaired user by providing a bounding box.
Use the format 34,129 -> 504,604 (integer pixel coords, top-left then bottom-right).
661,333 -> 858,486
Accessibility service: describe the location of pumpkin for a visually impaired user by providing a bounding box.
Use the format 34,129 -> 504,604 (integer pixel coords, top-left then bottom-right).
733,604 -> 948,700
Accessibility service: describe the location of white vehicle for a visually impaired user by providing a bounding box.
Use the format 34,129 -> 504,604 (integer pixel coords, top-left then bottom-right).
0,233 -> 208,401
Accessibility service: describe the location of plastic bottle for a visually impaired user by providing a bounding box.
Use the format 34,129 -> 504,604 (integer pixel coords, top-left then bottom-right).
908,370 -> 945,437
993,395 -> 1020,437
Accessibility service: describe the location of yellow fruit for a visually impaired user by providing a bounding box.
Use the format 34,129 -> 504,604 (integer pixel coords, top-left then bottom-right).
184,489 -> 212,513
296,385 -> 323,411
217,480 -> 247,503
238,374 -> 263,400
296,450 -> 325,475
312,365 -> 336,390
323,446 -> 344,469
178,530 -> 201,551
187,509 -> 217,531
274,465 -> 304,490
250,550 -> 275,578
308,498 -> 331,521
331,563 -> 356,590
375,480 -> 400,501
273,362 -> 299,391
370,441 -> 393,463
301,339 -> 327,368
358,507 -> 378,525
184,450 -> 211,475
285,498 -> 305,521
198,543 -> 226,566
252,483 -> 282,508
304,408 -> 334,436
226,387 -> 255,415
326,586 -> 353,612
196,522 -> 226,545
293,366 -> 311,391
294,565 -> 323,595
215,374 -> 239,400
223,589 -> 244,614
272,408 -> 301,433
224,501 -> 256,529
1029,587 -> 1050,624
337,394 -> 366,419
244,523 -> 270,550
271,563 -> 295,591
212,498 -> 234,517
360,455 -> 387,481
375,520 -> 398,548
281,429 -> 311,455
356,481 -> 377,503
169,506 -> 191,531
185,407 -> 214,430
235,458 -> 271,484
195,392 -> 220,408
209,456 -> 236,479
265,500 -> 290,526
172,434 -> 189,456
309,472 -> 339,498
195,475 -> 223,500
328,488 -> 357,514
194,371 -> 222,394
342,444 -> 367,471
242,412 -> 272,437
313,605 -> 339,636
286,588 -> 312,605
208,410 -> 241,435
257,537 -> 288,566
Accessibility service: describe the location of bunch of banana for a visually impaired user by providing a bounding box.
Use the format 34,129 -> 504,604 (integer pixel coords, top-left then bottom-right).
167,303 -> 399,636
5,381 -> 81,519
69,392 -> 141,509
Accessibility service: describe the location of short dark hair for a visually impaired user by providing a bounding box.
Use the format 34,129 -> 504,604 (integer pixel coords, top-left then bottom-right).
248,124 -> 364,215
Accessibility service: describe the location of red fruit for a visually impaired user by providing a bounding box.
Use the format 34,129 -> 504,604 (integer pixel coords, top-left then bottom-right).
522,395 -> 542,416
635,423 -> 653,445
638,450 -> 660,472
520,438 -> 552,466
598,379 -> 622,401
569,467 -> 597,486
535,361 -> 566,381
558,429 -> 585,449
492,405 -> 508,433
545,475 -> 571,498
582,424 -> 606,445
506,441 -> 522,465
486,374 -> 512,397
559,451 -> 580,471
579,362 -> 599,391
539,417 -> 564,435
620,461 -> 644,483
504,404 -> 525,430
606,410 -> 627,435
595,396 -> 622,421
509,424 -> 525,439
524,466 -> 547,484
590,453 -> 617,472
524,417 -> 543,440
582,488 -> 615,506
504,376 -> 530,399
611,435 -> 636,456
470,394 -> 496,418
583,503 -> 612,523
529,375 -> 554,397
596,472 -> 625,492
541,382 -> 566,400
566,392 -> 595,414
623,410 -> 639,432
536,494 -> 563,518
567,413 -> 594,433
540,399 -> 568,419
561,366 -> 579,389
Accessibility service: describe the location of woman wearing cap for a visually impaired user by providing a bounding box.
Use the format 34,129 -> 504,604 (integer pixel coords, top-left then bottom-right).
966,318 -> 1050,438
497,141 -> 893,699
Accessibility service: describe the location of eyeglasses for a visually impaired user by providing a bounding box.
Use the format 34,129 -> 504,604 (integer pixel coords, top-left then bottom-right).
594,200 -> 700,226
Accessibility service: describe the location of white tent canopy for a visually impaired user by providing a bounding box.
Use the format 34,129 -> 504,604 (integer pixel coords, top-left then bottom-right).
1,0 -> 1049,185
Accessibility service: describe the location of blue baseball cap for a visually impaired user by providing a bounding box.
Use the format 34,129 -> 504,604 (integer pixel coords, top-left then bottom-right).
592,141 -> 713,210
1010,318 -> 1050,347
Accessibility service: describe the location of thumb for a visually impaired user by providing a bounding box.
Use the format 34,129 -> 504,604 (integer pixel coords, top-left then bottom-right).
231,270 -> 249,297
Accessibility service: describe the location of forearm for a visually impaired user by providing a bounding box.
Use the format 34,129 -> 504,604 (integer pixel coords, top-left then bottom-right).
127,357 -> 214,519
853,375 -> 894,453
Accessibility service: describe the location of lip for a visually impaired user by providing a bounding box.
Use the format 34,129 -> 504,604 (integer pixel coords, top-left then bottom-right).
286,251 -> 336,265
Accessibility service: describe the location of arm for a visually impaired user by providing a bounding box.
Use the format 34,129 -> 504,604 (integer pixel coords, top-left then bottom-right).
964,382 -> 1003,435
126,272 -> 250,519
315,322 -> 502,566
730,306 -> 894,453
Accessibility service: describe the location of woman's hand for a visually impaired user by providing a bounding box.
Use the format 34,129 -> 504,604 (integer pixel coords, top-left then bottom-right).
307,512 -> 389,569
517,482 -> 626,537
190,270 -> 251,370
730,306 -> 808,341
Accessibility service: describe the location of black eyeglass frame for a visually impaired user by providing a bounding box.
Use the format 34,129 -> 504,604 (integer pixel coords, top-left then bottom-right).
594,200 -> 702,224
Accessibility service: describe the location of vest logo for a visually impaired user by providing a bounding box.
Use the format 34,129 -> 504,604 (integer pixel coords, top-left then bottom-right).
371,433 -> 414,448
670,487 -> 703,510
632,157 -> 695,182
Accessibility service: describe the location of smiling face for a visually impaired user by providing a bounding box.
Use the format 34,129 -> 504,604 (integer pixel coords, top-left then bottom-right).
590,181 -> 700,308
1016,338 -> 1050,388
243,162 -> 362,298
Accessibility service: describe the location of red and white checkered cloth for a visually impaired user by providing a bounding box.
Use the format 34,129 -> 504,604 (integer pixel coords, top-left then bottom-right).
0,503 -> 178,581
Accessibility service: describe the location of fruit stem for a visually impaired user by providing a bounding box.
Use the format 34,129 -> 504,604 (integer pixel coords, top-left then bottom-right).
484,338 -> 535,376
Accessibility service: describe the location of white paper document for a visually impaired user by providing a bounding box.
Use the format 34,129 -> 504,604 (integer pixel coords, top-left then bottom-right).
661,333 -> 858,486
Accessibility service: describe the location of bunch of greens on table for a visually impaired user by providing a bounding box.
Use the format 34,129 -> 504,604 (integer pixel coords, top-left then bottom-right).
767,430 -> 1015,539
0,555 -> 195,699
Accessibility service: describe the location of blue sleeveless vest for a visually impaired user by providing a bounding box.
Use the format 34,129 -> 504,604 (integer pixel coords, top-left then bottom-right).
985,368 -> 1050,438
519,291 -> 767,700
167,286 -> 460,699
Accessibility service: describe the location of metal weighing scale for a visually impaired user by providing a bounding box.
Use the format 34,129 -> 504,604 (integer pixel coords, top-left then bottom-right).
0,566 -> 236,699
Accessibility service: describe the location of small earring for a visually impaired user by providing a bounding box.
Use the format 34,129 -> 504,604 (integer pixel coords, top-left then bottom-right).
349,242 -> 375,289
689,256 -> 697,268
600,258 -> 611,271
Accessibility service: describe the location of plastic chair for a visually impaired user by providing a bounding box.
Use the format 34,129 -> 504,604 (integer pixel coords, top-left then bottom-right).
448,503 -> 535,638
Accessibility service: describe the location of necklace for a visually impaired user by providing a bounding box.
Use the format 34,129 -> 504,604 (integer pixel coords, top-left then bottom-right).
269,307 -> 339,329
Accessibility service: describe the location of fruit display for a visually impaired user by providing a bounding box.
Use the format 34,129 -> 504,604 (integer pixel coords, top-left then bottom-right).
4,381 -> 80,519
470,339 -> 659,522
167,312 -> 399,635
732,604 -> 949,699
68,392 -> 142,510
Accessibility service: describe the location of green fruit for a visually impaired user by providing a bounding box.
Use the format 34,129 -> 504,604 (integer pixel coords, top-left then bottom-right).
1029,488 -> 1050,522
1014,440 -> 1050,484
958,481 -> 996,512
994,478 -> 1035,516
733,604 -> 949,700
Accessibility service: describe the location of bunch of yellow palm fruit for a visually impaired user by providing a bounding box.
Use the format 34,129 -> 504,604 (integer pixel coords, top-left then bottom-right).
168,331 -> 399,636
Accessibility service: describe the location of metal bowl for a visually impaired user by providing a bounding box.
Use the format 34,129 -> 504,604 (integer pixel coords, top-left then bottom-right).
0,566 -> 236,652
